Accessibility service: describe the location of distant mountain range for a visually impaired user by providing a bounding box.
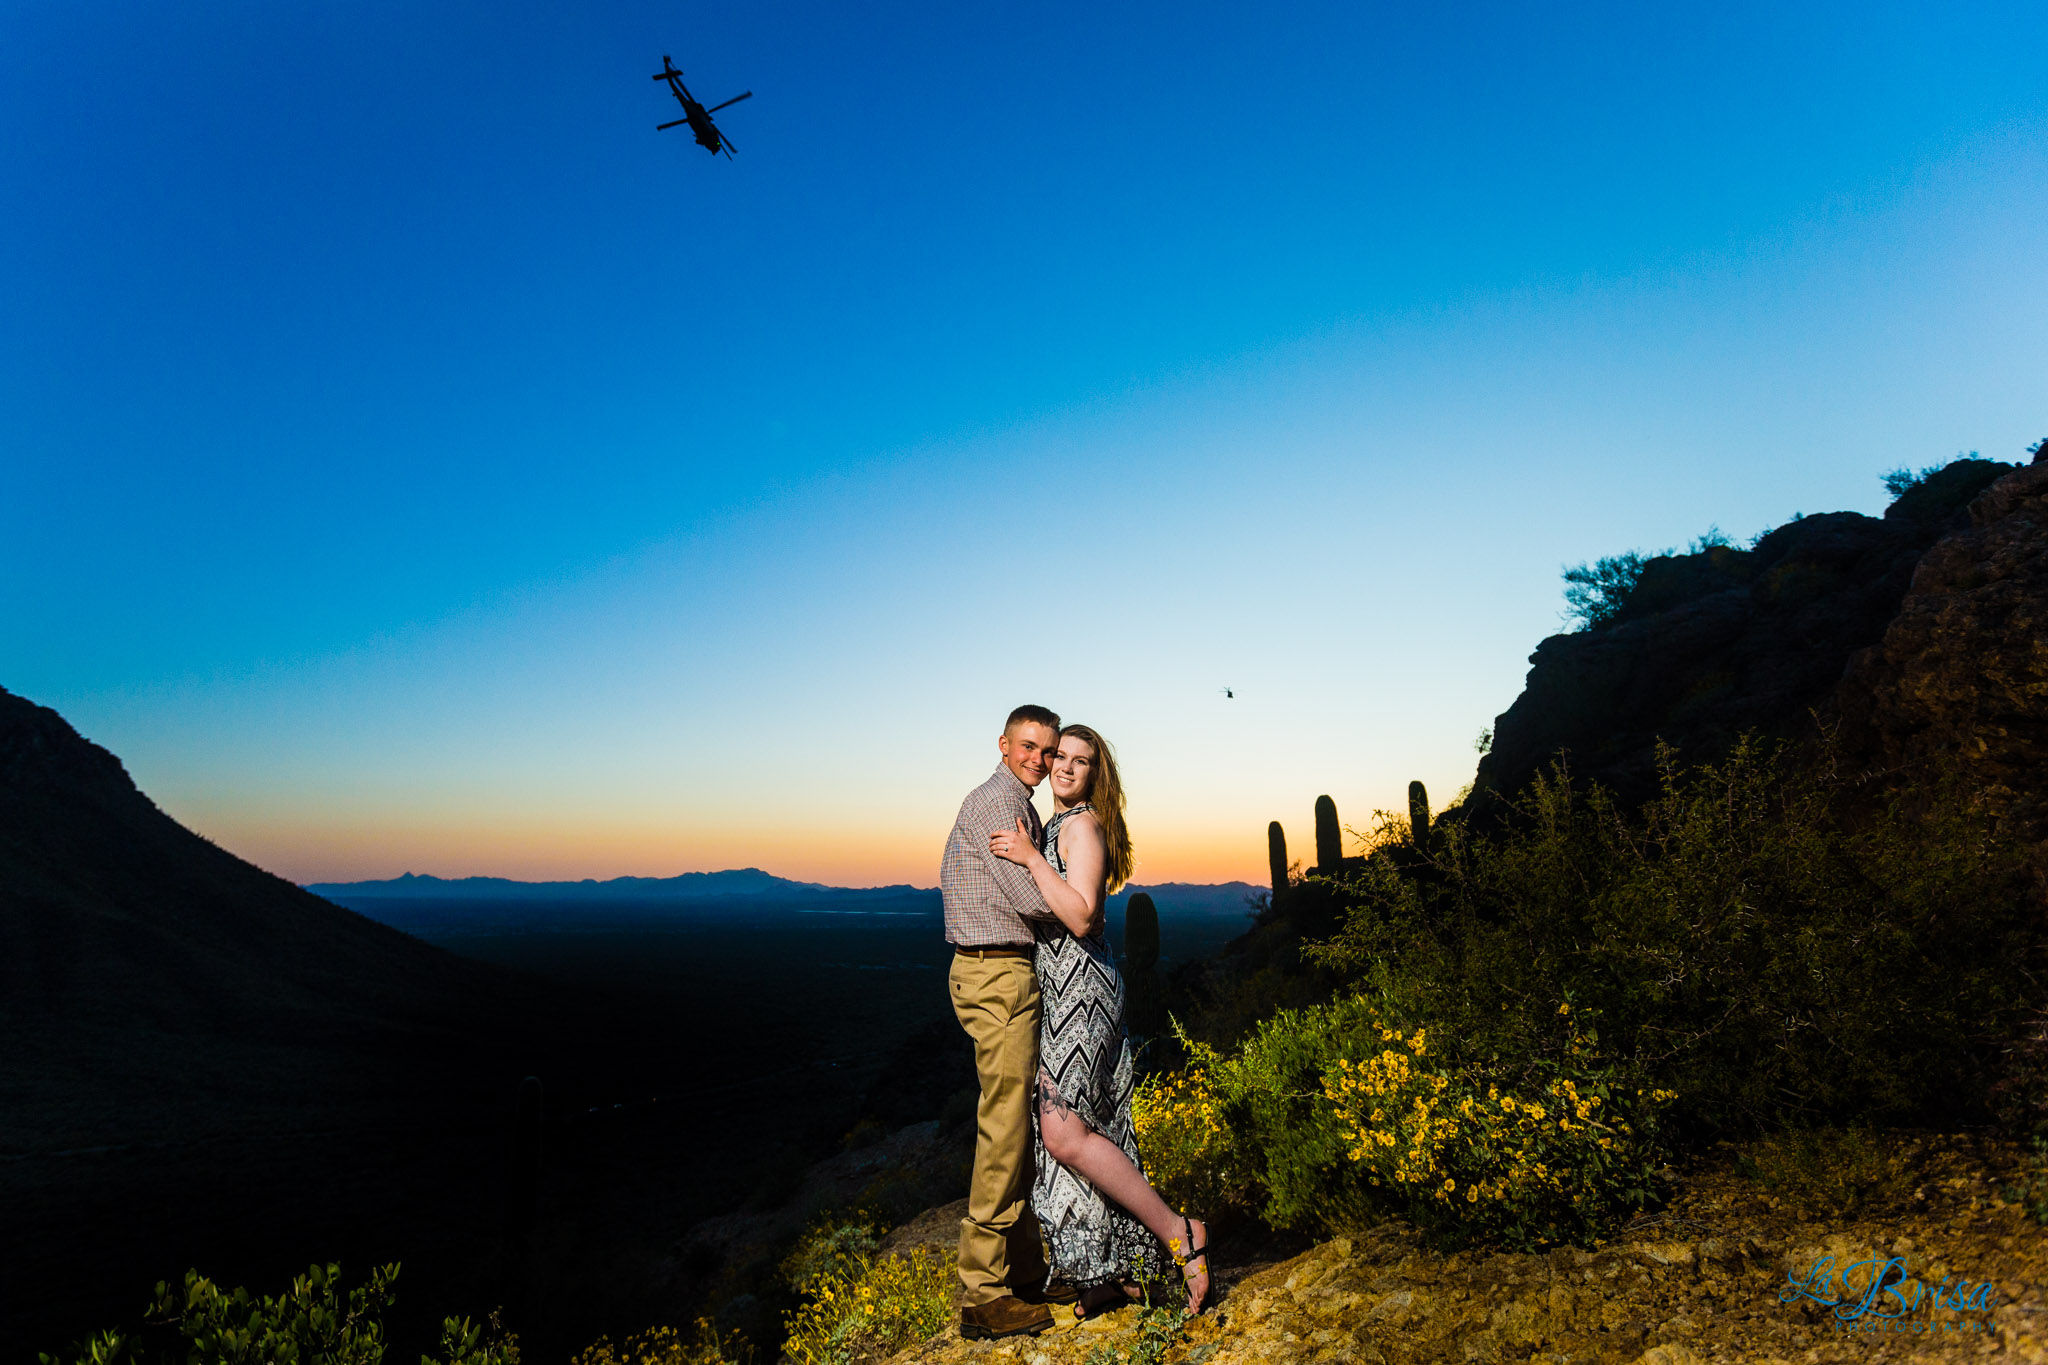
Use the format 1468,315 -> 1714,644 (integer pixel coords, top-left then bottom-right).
305,867 -> 913,900
306,870 -> 1264,917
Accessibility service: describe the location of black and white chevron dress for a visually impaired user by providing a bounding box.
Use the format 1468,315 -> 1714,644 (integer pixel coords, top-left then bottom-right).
1029,804 -> 1170,1292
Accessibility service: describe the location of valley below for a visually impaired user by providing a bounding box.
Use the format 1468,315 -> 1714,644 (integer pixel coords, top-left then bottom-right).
4,886 -> 1253,1363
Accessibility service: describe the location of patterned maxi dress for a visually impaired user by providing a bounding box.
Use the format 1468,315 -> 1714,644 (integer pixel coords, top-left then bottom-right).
1029,804 -> 1170,1292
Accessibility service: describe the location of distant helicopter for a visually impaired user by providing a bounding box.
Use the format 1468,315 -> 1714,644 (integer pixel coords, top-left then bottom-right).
653,54 -> 751,157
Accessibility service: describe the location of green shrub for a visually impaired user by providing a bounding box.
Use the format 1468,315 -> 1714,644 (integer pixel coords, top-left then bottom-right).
1138,994 -> 1671,1249
1561,551 -> 1649,630
1308,739 -> 2038,1134
38,1331 -> 128,1365
1183,997 -> 1379,1232
1882,466 -> 1939,497
153,1264 -> 402,1365
1082,1304 -> 1191,1365
777,1212 -> 886,1294
1320,1002 -> 1672,1247
778,1241 -> 951,1365
571,1319 -> 751,1365
1131,1067 -> 1238,1215
40,1264 -> 517,1365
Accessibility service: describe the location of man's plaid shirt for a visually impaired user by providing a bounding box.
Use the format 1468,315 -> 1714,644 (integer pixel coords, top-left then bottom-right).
940,763 -> 1058,946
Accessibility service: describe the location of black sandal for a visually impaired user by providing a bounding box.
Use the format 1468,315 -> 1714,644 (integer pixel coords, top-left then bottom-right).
1179,1216 -> 1212,1312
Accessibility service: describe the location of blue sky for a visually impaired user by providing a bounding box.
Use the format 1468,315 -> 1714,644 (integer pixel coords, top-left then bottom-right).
5,1 -> 2044,884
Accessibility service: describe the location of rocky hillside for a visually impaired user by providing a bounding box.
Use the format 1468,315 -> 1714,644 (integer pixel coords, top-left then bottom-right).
1831,458 -> 2048,863
0,684 -> 555,1151
1473,454 -> 2037,819
0,686 -> 646,1360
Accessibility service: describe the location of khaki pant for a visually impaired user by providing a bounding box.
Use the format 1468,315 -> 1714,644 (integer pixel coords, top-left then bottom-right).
949,952 -> 1048,1305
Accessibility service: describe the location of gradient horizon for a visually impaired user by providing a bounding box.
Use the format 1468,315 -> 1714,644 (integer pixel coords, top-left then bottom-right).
6,2 -> 2045,888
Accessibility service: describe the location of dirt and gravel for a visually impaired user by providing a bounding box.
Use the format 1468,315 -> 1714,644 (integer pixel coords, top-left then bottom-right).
883,1133 -> 2048,1365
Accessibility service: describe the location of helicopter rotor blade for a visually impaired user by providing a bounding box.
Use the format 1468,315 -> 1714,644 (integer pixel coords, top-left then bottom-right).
718,131 -> 737,156
706,90 -> 753,113
656,117 -> 688,131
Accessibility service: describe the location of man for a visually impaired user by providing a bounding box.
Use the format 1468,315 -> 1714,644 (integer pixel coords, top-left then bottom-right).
940,704 -> 1071,1340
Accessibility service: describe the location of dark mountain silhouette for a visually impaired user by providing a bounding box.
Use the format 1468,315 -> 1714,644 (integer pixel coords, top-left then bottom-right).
1471,456 -> 2024,813
0,686 -> 657,1359
0,684 -> 574,1153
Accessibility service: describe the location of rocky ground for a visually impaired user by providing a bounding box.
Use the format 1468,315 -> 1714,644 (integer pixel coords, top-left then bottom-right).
883,1134 -> 2048,1365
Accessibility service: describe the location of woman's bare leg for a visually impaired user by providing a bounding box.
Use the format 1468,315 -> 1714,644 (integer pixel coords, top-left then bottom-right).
1039,1100 -> 1181,1242
1038,1085 -> 1212,1312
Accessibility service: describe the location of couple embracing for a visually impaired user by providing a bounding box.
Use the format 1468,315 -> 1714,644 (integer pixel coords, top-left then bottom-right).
940,704 -> 1211,1341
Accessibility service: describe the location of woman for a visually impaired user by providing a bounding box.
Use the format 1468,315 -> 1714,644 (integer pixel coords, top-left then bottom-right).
989,724 -> 1211,1317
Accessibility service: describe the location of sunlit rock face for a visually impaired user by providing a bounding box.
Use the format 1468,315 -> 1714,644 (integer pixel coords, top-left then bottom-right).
1831,456 -> 2048,872
1469,459 -> 2017,817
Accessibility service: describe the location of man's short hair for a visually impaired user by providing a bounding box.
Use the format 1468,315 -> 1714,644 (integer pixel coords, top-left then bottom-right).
1005,704 -> 1061,734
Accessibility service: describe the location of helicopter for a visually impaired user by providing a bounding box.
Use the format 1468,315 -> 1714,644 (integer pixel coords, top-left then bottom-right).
653,54 -> 751,157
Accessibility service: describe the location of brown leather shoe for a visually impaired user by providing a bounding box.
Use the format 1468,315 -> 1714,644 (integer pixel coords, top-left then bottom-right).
1013,1281 -> 1080,1307
960,1295 -> 1054,1340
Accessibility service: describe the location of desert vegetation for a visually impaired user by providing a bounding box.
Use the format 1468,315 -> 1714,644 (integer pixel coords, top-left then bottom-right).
1137,734 -> 2040,1253
36,1264 -> 521,1365
773,1212 -> 951,1365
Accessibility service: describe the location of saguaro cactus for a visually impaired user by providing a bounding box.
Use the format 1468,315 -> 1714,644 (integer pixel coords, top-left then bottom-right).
1123,891 -> 1164,1036
1268,821 -> 1289,901
1314,795 -> 1341,873
1123,891 -> 1160,973
1409,780 -> 1431,851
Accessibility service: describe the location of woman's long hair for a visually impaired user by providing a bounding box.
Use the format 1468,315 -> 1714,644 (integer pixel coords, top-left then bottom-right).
1059,723 -> 1134,894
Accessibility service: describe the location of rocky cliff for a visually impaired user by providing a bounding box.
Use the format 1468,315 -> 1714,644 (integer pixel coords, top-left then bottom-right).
1831,457 -> 2048,863
1471,455 -> 2038,822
